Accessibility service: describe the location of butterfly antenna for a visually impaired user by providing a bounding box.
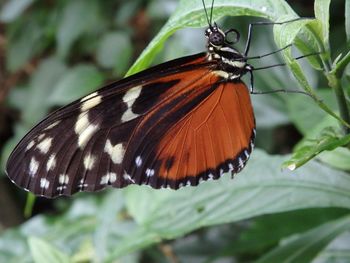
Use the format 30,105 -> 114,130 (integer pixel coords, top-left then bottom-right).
201,0 -> 212,27
209,0 -> 215,25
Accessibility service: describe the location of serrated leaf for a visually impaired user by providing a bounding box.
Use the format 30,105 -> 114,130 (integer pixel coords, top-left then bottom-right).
283,127 -> 350,170
29,237 -> 71,263
0,0 -> 36,22
256,215 -> 350,263
48,64 -> 105,105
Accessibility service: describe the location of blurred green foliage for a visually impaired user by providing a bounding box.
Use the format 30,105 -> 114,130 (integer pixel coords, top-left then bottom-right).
0,0 -> 350,262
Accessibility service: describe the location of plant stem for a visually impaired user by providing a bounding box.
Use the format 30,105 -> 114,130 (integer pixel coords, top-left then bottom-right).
327,73 -> 350,134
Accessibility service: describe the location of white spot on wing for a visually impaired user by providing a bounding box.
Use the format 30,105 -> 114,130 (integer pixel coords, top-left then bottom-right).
75,113 -> 99,148
104,140 -> 125,164
121,85 -> 142,122
84,154 -> 96,170
59,174 -> 69,185
46,154 -> 56,171
135,156 -> 142,167
38,134 -> 45,141
44,121 -> 61,131
37,137 -> 53,154
57,186 -> 67,191
228,163 -> 234,172
81,92 -> 98,102
81,92 -> 102,111
78,178 -> 88,190
123,171 -> 135,183
244,150 -> 249,159
40,178 -> 50,189
238,158 -> 244,167
26,141 -> 35,151
100,172 -> 117,185
29,157 -> 39,177
145,168 -> 155,177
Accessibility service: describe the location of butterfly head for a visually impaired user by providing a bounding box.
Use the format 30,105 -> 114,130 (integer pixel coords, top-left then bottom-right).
205,24 -> 240,49
205,25 -> 225,48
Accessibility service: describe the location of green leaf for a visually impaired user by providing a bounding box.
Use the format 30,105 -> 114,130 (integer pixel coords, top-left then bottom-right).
346,0 -> 350,43
2,150 -> 350,261
56,0 -> 101,58
313,231 -> 350,262
6,16 -> 47,71
273,16 -> 314,54
0,0 -> 36,22
93,191 -> 125,262
287,59 -> 350,129
48,64 -> 105,105
283,127 -> 350,170
103,149 -> 350,260
29,237 -> 71,263
287,89 -> 337,135
21,57 -> 68,125
126,0 -> 300,76
231,208 -> 348,255
318,147 -> 350,171
115,1 -> 142,26
314,0 -> 331,51
256,215 -> 350,263
96,32 -> 132,75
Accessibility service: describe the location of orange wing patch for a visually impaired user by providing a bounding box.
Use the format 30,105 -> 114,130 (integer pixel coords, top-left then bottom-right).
154,80 -> 255,188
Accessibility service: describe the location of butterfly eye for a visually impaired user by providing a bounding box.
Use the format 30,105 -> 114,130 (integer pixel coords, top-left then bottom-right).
209,31 -> 225,47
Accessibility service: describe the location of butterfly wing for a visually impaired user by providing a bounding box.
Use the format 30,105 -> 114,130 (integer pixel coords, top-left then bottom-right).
122,80 -> 255,189
6,52 -> 255,198
6,53 -> 218,197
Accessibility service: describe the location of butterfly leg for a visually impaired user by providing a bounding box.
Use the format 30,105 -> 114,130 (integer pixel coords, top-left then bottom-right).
247,69 -> 255,94
252,52 -> 322,71
244,18 -> 309,56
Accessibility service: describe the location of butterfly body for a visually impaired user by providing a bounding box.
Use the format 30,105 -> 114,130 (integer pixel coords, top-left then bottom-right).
6,23 -> 255,198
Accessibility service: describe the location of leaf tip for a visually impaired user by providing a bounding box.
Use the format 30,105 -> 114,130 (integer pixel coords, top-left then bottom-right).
287,163 -> 297,171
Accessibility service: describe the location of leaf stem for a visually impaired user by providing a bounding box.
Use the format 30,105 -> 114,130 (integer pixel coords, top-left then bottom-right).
327,72 -> 350,134
333,50 -> 350,78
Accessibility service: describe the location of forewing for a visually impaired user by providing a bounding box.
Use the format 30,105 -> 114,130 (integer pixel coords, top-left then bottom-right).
6,53 -> 215,198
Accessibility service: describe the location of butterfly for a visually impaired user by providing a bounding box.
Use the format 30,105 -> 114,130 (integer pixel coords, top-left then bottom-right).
8,1 -> 302,198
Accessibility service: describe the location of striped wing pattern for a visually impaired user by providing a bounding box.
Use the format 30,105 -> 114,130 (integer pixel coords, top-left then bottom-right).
6,53 -> 255,198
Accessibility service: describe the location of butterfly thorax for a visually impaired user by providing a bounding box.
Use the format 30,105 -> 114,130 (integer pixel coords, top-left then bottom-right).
205,25 -> 251,80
